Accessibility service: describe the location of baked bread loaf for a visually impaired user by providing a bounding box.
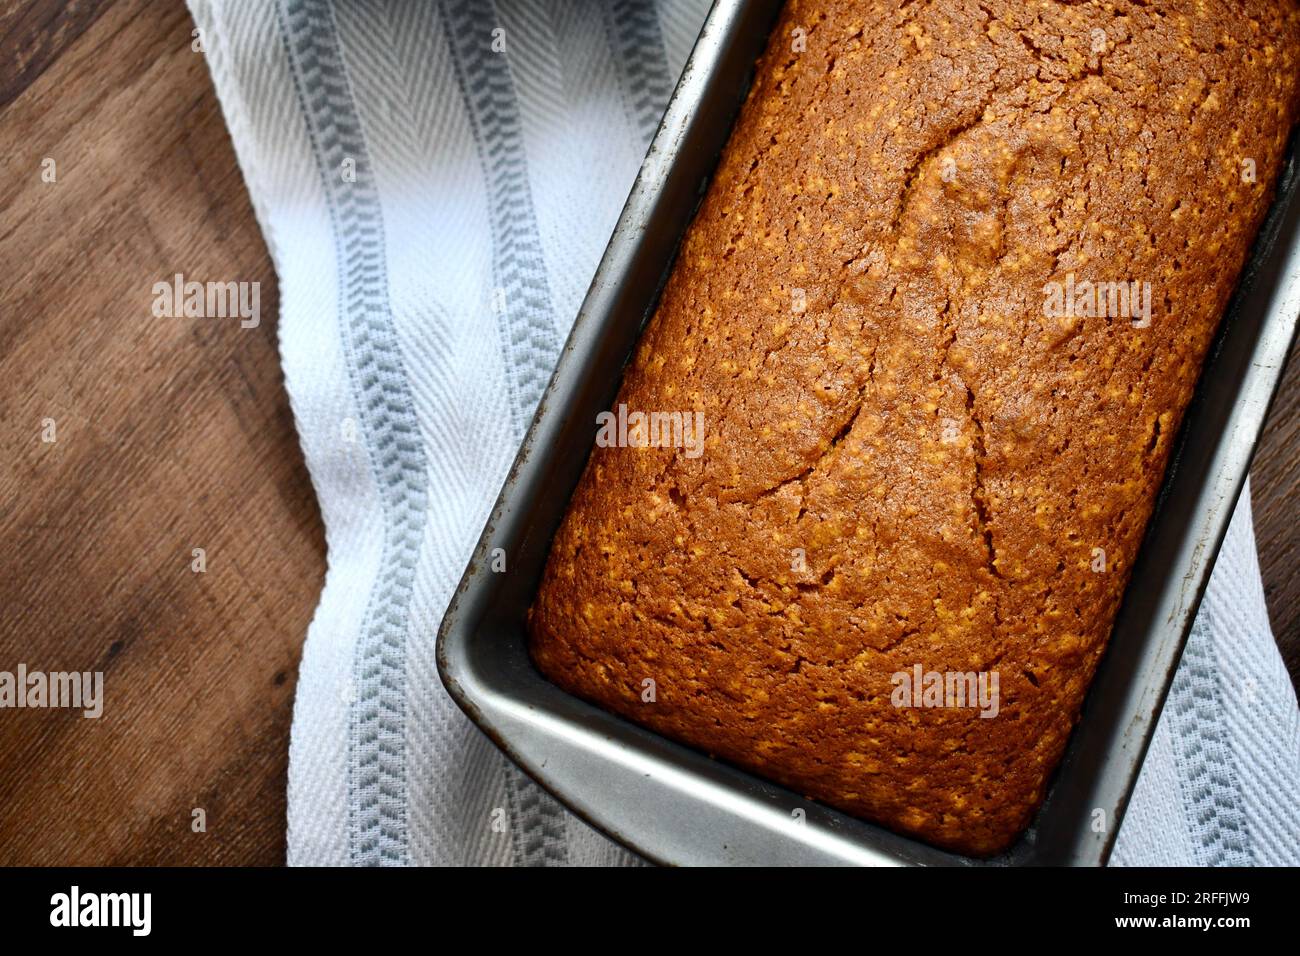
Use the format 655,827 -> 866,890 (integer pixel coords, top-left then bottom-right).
529,0 -> 1300,855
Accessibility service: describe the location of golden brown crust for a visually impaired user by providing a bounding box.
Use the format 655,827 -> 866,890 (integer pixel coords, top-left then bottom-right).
529,0 -> 1300,855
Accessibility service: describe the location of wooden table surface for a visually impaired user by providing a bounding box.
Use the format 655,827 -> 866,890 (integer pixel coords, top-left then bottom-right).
1,0 -> 1297,866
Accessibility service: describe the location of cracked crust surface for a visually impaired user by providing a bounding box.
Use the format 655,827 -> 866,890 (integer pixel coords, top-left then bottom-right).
528,0 -> 1300,855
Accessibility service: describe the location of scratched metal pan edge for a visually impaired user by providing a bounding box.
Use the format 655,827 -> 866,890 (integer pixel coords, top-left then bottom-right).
437,0 -> 1300,867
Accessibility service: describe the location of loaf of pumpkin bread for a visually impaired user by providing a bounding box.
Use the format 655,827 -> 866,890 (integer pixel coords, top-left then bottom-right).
529,0 -> 1300,855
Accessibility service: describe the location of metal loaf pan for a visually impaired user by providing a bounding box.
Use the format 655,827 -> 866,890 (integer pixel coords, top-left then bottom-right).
437,0 -> 1300,865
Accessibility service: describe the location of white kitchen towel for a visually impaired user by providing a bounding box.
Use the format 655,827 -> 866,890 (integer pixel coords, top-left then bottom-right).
188,0 -> 1300,866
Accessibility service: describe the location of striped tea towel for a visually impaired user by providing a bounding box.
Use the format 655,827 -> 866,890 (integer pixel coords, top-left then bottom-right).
187,0 -> 1300,866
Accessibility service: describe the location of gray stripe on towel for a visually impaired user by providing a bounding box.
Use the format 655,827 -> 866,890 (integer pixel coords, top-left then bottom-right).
1169,615 -> 1252,865
276,0 -> 429,866
602,0 -> 675,147
438,0 -> 562,439
437,0 -> 569,867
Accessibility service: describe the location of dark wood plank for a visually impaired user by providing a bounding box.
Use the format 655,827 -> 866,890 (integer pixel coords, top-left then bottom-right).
1252,341 -> 1300,685
0,0 -> 114,110
0,0 -> 324,865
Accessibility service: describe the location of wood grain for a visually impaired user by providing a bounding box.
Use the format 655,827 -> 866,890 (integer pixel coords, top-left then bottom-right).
0,0 -> 111,111
0,0 -> 1296,866
0,0 -> 324,865
1253,341 -> 1300,679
